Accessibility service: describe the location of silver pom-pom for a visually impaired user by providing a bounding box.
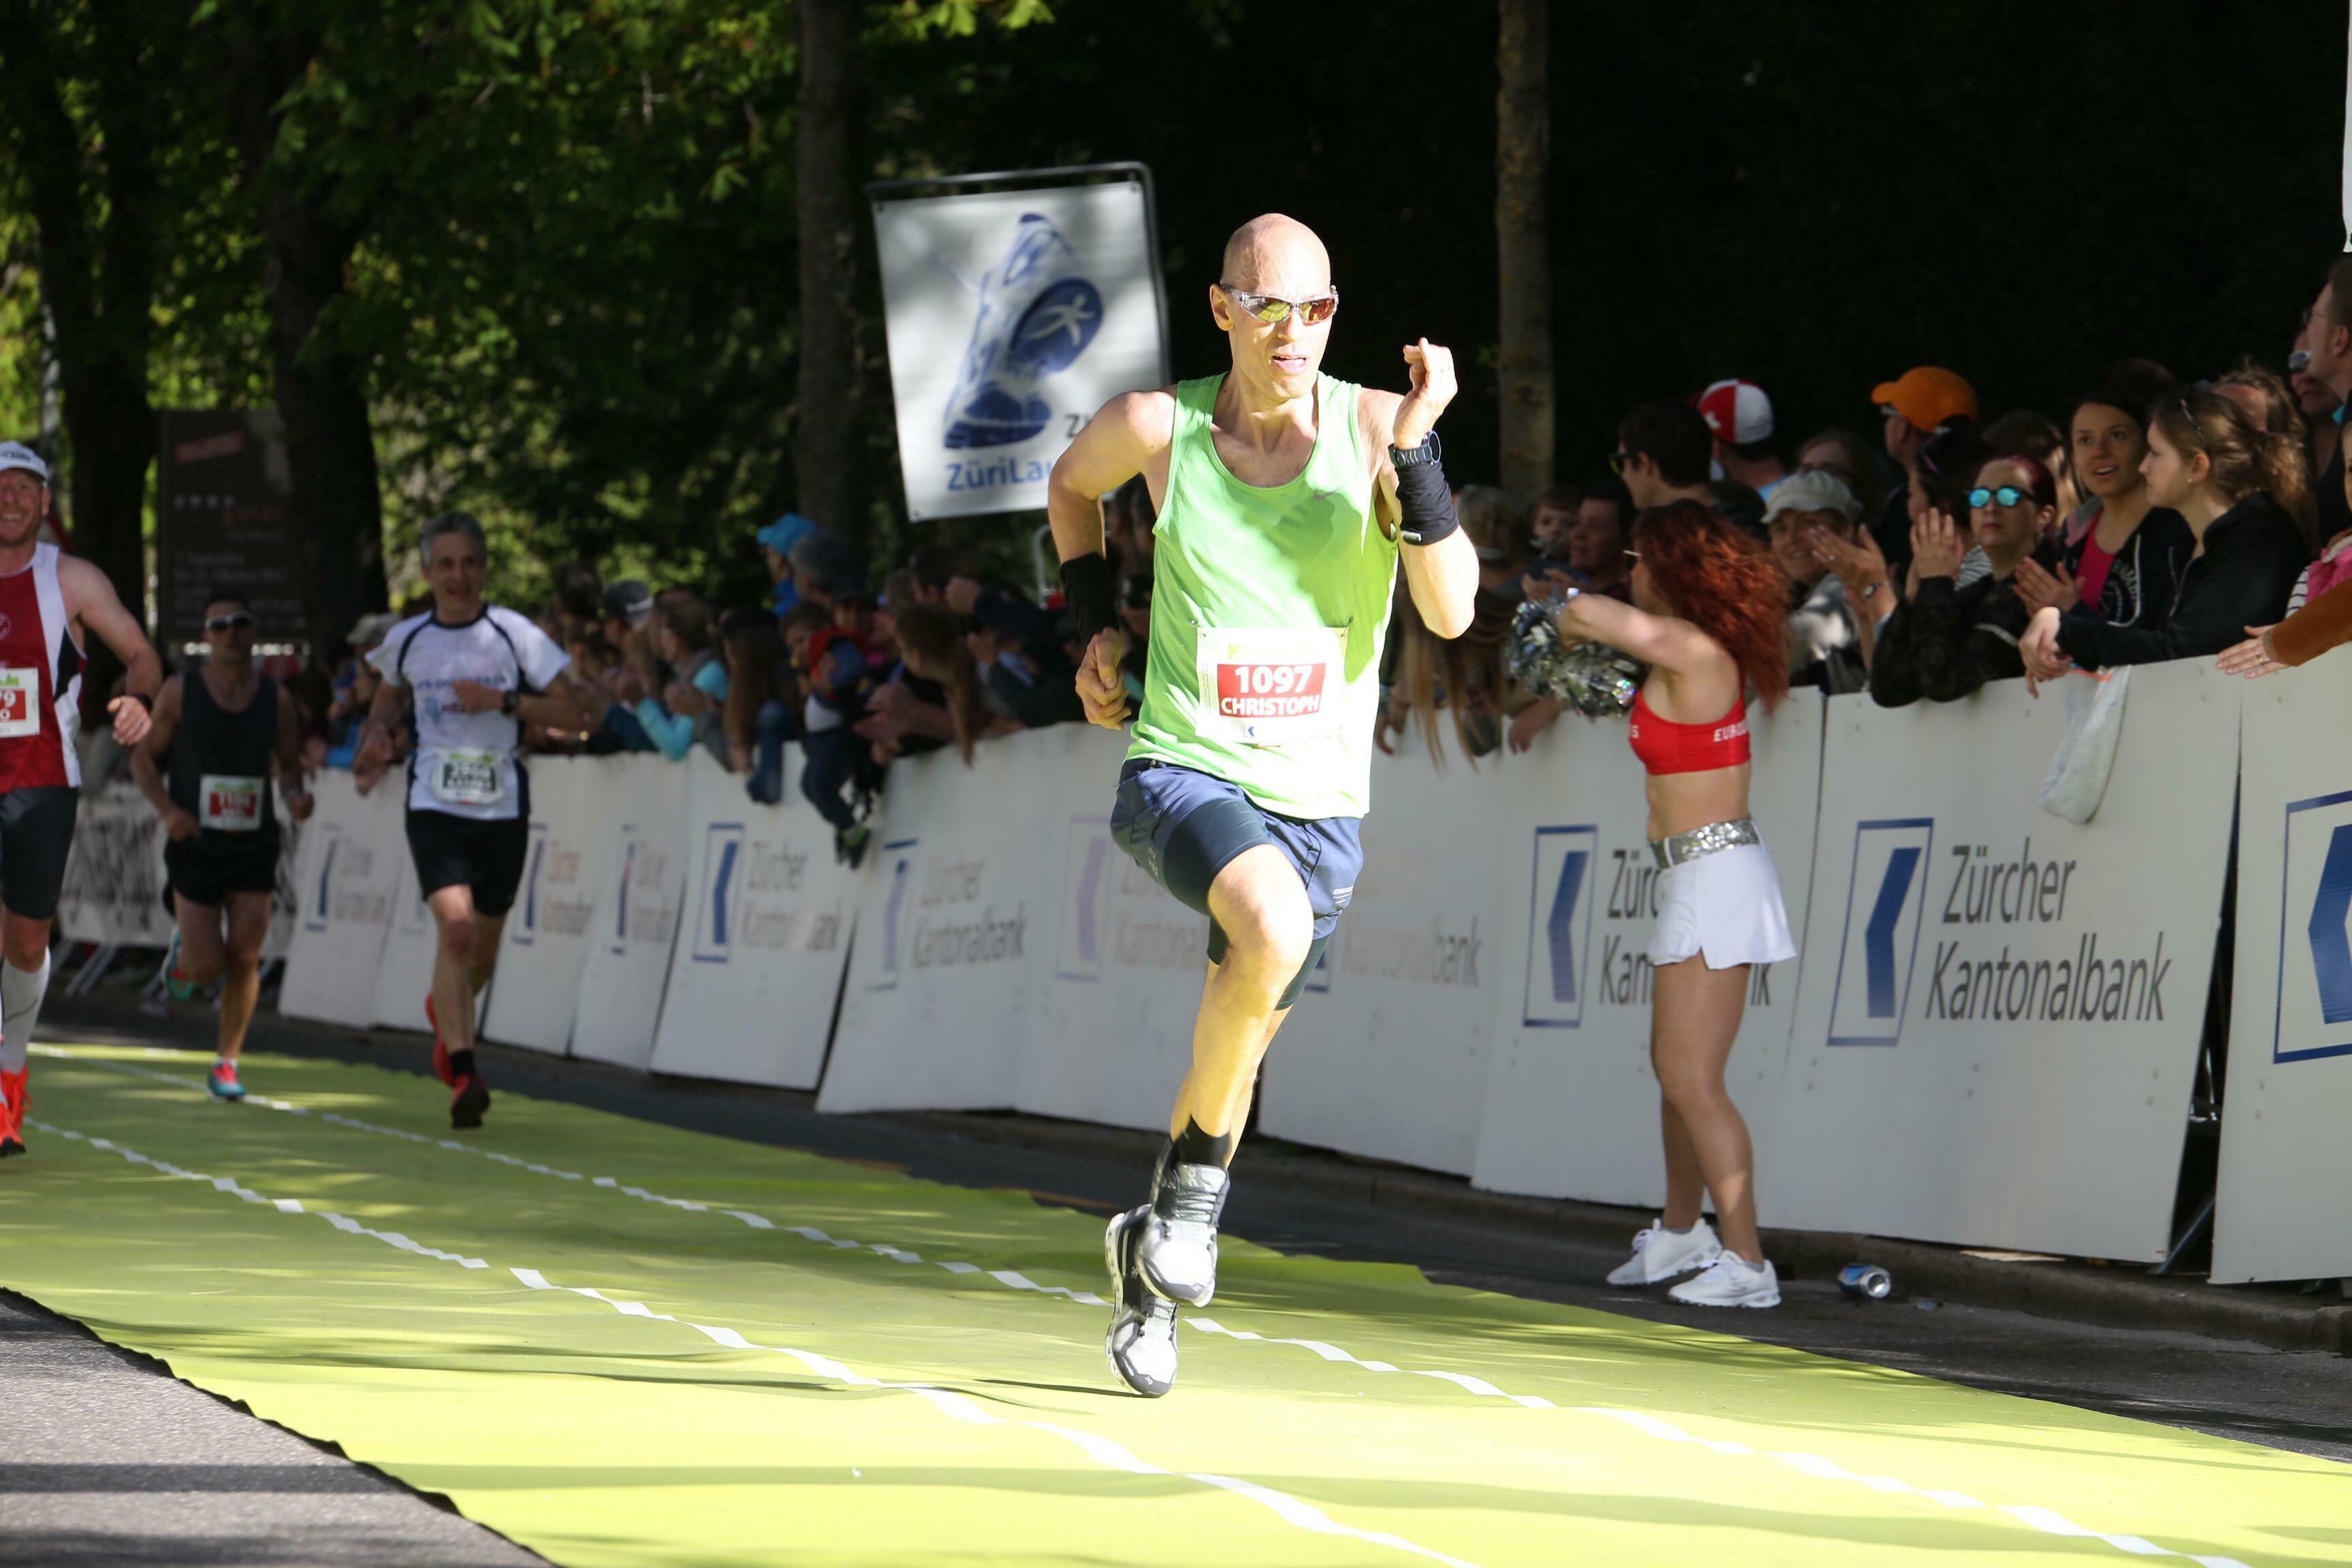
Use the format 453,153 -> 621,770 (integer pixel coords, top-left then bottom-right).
1507,597 -> 1644,717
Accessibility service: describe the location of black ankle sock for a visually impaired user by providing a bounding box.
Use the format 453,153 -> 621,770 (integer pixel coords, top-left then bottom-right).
448,1049 -> 477,1079
1169,1118 -> 1234,1169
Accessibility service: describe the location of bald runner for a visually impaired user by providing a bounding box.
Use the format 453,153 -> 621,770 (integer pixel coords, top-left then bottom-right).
1047,214 -> 1479,1396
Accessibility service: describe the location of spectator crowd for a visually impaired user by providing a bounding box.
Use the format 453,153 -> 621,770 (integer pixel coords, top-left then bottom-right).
240,252 -> 2352,866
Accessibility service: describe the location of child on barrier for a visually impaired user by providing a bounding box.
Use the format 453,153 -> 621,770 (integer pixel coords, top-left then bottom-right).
781,601 -> 880,866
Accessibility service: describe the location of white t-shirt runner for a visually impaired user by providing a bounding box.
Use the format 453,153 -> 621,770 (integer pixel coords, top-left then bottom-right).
368,606 -> 571,821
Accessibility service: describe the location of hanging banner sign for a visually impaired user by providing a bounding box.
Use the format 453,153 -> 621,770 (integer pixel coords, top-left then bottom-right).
155,410 -> 310,649
872,170 -> 1169,521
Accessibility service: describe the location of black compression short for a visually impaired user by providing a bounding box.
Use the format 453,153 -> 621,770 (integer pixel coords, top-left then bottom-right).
405,809 -> 531,919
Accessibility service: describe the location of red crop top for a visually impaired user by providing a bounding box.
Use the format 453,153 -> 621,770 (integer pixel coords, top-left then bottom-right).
1627,689 -> 1750,774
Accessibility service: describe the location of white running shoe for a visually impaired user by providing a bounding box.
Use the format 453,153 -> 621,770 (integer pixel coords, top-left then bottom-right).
1104,1207 -> 1179,1396
1605,1218 -> 1723,1286
1668,1252 -> 1782,1308
1137,1158 -> 1228,1307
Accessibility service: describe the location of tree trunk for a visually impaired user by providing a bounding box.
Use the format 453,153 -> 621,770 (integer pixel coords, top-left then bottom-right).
1495,0 -> 1553,511
219,16 -> 387,651
0,0 -> 166,634
261,194 -> 387,647
794,0 -> 866,540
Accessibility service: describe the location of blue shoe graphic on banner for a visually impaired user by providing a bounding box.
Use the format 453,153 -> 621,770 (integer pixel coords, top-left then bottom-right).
943,214 -> 1104,450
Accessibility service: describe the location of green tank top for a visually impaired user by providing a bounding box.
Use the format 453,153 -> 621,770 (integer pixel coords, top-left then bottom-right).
1128,372 -> 1395,819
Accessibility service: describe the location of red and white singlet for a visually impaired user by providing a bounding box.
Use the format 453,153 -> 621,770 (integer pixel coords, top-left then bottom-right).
0,543 -> 84,791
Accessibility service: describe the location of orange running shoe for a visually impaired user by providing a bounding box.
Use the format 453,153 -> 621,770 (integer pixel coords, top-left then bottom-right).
0,1067 -> 27,1158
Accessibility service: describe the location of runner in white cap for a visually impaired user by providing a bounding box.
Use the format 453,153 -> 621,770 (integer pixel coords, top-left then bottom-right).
355,513 -> 595,1128
0,441 -> 163,1157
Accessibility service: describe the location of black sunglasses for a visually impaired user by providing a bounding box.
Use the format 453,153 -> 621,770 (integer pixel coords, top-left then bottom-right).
205,612 -> 255,633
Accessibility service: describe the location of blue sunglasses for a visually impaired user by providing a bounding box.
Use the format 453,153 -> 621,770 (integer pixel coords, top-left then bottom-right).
1966,485 -> 2031,509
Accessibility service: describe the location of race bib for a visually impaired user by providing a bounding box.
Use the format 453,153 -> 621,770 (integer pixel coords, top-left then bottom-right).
0,668 -> 40,740
431,750 -> 507,807
198,774 -> 265,832
1194,625 -> 1348,747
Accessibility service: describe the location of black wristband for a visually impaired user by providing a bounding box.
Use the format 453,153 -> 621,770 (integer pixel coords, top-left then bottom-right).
1392,446 -> 1459,546
1058,551 -> 1120,644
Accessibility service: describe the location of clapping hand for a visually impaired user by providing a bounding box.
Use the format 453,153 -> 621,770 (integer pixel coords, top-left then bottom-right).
2012,557 -> 2080,615
1910,508 -> 1966,582
1805,525 -> 1891,606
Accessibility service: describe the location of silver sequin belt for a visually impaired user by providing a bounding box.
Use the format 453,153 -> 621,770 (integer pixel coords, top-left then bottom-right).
1649,817 -> 1762,870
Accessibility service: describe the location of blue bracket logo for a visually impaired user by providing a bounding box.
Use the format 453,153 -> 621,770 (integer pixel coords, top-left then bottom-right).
1827,818 -> 1933,1046
1522,825 -> 1598,1029
690,823 -> 745,964
2274,790 -> 2352,1062
869,839 -> 919,990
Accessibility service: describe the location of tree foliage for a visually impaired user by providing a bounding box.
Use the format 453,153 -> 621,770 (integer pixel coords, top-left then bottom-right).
1,0 -> 2342,631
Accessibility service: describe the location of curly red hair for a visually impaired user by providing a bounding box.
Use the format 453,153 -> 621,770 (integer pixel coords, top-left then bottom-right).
1631,499 -> 1791,710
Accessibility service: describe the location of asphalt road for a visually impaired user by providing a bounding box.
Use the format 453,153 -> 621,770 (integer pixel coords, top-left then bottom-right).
10,996 -> 2347,1565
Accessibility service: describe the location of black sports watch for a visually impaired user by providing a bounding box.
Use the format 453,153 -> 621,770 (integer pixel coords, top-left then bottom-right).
1388,431 -> 1443,470
500,688 -> 522,716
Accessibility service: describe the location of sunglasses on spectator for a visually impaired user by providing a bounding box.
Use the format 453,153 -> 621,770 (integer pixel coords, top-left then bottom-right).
204,612 -> 254,632
1608,450 -> 1634,476
1965,486 -> 2031,510
1220,286 -> 1338,327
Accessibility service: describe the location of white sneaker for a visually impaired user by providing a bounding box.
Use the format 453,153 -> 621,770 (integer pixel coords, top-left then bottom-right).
1605,1218 -> 1722,1286
1668,1252 -> 1781,1308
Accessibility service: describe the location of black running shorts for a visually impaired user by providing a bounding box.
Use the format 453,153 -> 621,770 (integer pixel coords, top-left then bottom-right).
165,834 -> 282,909
0,785 -> 80,922
405,808 -> 531,919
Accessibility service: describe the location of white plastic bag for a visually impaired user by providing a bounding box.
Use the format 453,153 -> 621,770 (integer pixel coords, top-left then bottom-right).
2038,666 -> 2130,823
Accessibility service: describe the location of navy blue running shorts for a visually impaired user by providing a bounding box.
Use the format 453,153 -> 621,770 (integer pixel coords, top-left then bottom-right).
1107,759 -> 1362,1005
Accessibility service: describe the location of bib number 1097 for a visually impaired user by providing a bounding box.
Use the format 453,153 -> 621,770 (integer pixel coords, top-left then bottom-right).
1194,626 -> 1346,747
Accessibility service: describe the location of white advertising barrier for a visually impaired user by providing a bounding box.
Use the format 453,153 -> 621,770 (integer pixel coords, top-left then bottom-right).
819,733 -> 1054,1113
1469,696 -> 1822,1205
1256,742 -> 1516,1176
482,758 -> 625,1056
1771,664 -> 2236,1262
56,782 -> 174,949
648,744 -> 862,1090
570,757 -> 690,1071
1015,727 -> 1212,1132
2215,658 -> 2352,1283
278,772 -> 402,1028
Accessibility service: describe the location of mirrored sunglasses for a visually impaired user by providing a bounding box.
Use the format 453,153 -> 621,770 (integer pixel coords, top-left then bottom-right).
1221,286 -> 1339,327
1965,485 -> 2029,510
205,612 -> 255,632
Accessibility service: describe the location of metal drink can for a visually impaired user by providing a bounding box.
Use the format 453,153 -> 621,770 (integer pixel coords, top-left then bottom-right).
1838,1263 -> 1893,1300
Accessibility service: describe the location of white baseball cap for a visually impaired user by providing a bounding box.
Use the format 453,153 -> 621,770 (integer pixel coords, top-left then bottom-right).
1697,379 -> 1775,446
0,442 -> 50,484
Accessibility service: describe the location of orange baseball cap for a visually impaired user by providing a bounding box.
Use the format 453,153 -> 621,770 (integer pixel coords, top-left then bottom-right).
1869,366 -> 1979,433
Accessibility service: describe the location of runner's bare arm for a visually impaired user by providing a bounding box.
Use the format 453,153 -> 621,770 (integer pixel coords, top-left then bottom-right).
1049,390 -> 1175,730
127,678 -> 195,839
1047,389 -> 1175,565
59,554 -> 162,745
353,667 -> 412,788
451,666 -> 595,733
275,685 -> 314,820
1365,346 -> 1476,640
